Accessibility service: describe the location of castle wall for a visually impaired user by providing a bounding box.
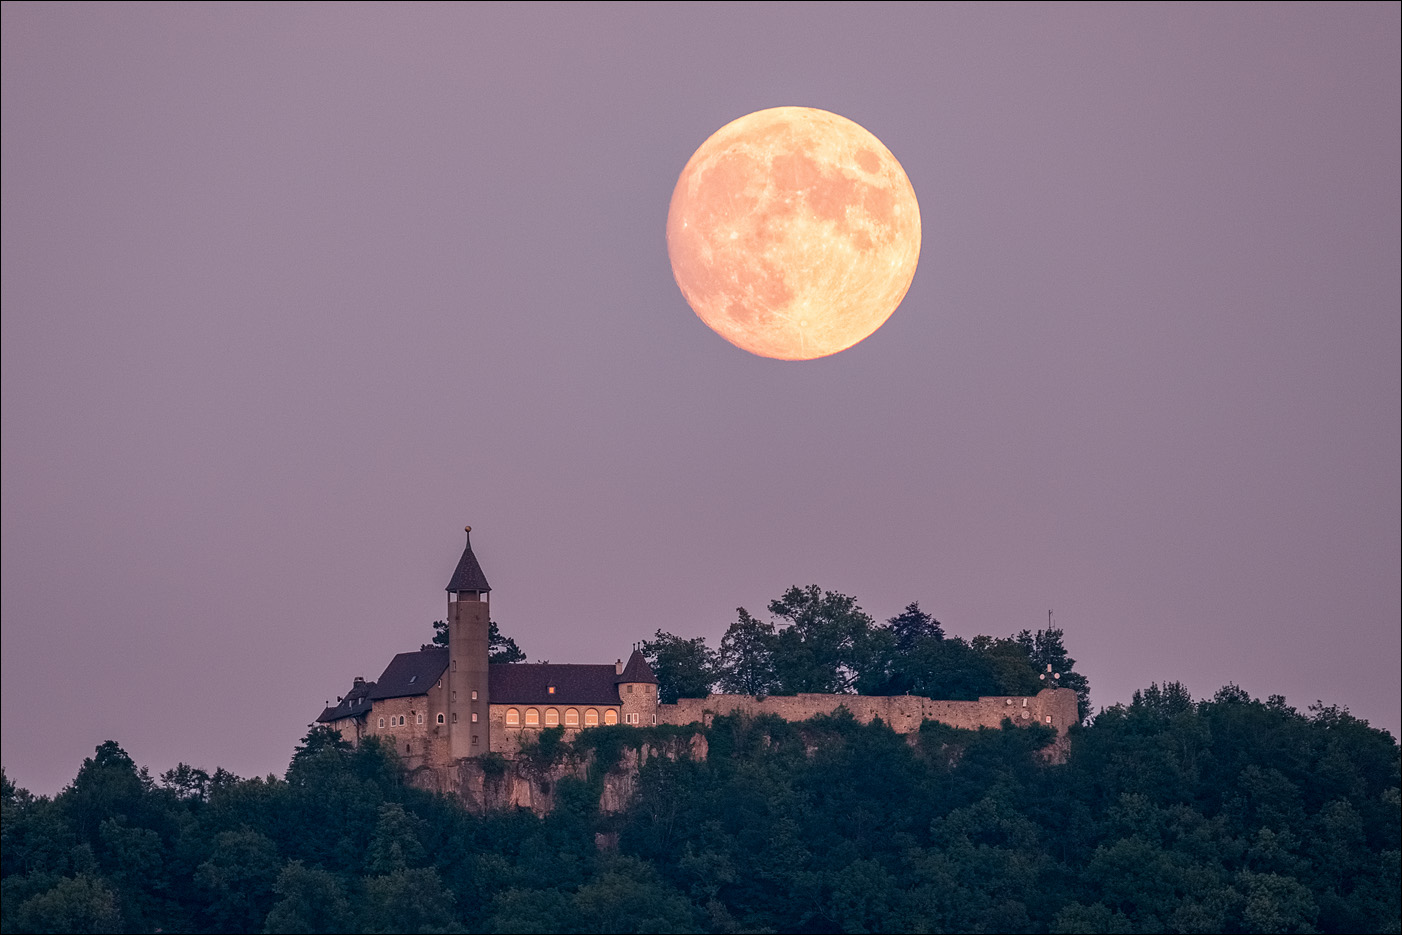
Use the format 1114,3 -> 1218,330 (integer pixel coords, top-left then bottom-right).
618,681 -> 658,726
487,703 -> 623,753
656,687 -> 1078,737
364,680 -> 451,771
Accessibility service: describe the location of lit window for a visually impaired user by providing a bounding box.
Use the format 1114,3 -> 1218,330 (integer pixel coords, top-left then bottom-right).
378,717 -> 385,728
547,686 -> 555,695
525,708 -> 540,727
545,708 -> 560,727
565,708 -> 579,727
604,709 -> 618,726
471,690 -> 478,700
436,713 -> 445,725
506,708 -> 521,727
585,709 -> 599,727
1045,715 -> 1053,724
471,712 -> 478,723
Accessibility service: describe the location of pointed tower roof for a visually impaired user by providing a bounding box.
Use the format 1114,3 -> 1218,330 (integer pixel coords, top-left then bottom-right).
617,648 -> 658,684
445,526 -> 491,592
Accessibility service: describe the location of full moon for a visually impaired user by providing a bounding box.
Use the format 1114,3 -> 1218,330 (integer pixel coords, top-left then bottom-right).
667,107 -> 921,360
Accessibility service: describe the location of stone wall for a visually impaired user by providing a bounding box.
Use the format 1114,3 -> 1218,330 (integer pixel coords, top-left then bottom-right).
657,687 -> 1078,739
363,682 -> 452,771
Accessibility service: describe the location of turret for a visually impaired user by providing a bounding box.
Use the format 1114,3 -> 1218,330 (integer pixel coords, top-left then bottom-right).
616,646 -> 659,726
446,526 -> 491,758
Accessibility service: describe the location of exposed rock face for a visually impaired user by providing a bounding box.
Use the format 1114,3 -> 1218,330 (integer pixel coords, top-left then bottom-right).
405,711 -> 1063,816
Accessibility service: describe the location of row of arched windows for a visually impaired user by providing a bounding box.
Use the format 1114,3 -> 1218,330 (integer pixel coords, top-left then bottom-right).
504,707 -> 617,728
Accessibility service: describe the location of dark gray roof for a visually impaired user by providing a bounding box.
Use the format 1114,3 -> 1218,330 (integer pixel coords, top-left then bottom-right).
446,528 -> 491,593
489,663 -> 621,706
317,677 -> 375,723
369,648 -> 449,701
618,649 -> 658,684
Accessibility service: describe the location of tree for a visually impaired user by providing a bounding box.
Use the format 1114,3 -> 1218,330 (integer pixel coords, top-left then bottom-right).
1016,626 -> 1091,720
888,601 -> 944,651
717,608 -> 779,696
262,861 -> 352,934
767,585 -> 877,694
359,868 -> 456,934
425,618 -> 526,663
13,875 -> 123,934
489,620 -> 527,664
365,803 -> 429,874
194,829 -> 282,933
642,631 -> 717,703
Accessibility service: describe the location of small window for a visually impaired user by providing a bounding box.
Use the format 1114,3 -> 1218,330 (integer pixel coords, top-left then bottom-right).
453,660 -> 457,671
436,713 -> 445,725
604,709 -> 618,726
471,690 -> 478,700
472,735 -> 479,745
565,708 -> 579,727
1045,715 -> 1053,724
408,675 -> 417,684
525,708 -> 540,727
452,713 -> 458,723
416,713 -> 424,725
627,684 -> 634,694
545,708 -> 560,727
547,686 -> 555,695
452,691 -> 457,702
471,712 -> 478,723
506,708 -> 521,727
378,717 -> 385,728
585,709 -> 599,727
437,679 -> 442,688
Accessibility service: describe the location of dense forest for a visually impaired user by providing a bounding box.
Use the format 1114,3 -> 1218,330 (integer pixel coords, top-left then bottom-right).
3,593 -> 1398,934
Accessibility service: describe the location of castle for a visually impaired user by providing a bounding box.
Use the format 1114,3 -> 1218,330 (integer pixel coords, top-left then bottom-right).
317,528 -> 1078,771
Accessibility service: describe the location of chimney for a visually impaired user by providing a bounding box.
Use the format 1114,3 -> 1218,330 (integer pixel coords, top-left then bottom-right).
615,658 -> 623,675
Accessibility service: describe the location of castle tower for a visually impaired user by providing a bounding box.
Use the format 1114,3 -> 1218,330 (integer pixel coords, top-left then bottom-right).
446,526 -> 491,759
617,647 -> 660,726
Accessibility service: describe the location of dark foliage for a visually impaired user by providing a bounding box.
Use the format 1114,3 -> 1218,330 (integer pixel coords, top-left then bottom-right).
4,644 -> 1398,933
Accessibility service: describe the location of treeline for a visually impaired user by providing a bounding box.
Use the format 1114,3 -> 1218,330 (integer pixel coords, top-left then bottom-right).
4,683 -> 1398,933
643,585 -> 1092,719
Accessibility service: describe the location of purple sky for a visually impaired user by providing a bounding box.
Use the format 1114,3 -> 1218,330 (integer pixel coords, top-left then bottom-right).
4,5 -> 1398,795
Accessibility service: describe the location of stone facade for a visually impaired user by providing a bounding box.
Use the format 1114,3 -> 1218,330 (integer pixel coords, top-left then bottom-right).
658,687 -> 1078,735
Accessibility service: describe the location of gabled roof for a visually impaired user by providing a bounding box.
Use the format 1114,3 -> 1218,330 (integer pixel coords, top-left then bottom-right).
317,677 -> 376,723
445,527 -> 491,593
369,648 -> 449,701
617,649 -> 658,684
489,663 -> 621,706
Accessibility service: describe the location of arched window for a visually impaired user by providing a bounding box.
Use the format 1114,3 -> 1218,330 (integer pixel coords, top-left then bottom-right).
604,709 -> 618,726
564,708 -> 579,727
416,713 -> 424,725
524,708 -> 540,727
505,708 -> 520,727
436,713 -> 445,725
585,708 -> 599,727
378,717 -> 385,728
545,708 -> 560,727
